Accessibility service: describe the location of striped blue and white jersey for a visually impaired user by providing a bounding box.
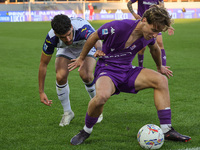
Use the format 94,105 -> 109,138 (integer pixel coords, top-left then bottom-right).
42,17 -> 95,55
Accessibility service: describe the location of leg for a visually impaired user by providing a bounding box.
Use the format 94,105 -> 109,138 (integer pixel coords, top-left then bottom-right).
79,56 -> 103,123
70,76 -> 116,145
135,68 -> 170,110
55,57 -> 74,126
138,47 -> 146,67
135,68 -> 191,142
79,56 -> 96,99
157,34 -> 166,66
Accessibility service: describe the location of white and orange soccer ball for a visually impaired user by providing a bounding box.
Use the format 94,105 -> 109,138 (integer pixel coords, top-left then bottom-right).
137,124 -> 164,149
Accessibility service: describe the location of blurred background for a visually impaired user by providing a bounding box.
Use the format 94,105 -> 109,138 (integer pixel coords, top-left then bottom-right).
0,0 -> 199,22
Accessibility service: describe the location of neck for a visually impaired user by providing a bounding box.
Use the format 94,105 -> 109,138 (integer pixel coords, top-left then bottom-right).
133,21 -> 143,38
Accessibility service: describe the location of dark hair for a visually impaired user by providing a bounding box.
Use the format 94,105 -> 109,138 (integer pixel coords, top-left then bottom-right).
142,5 -> 173,32
51,14 -> 71,35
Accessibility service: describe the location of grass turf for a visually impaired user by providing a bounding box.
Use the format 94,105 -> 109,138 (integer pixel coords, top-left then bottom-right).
0,19 -> 200,150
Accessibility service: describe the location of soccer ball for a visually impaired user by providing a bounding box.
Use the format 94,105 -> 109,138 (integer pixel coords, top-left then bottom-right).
137,124 -> 164,149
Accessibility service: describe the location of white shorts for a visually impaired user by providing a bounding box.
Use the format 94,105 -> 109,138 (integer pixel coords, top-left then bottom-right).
56,47 -> 96,60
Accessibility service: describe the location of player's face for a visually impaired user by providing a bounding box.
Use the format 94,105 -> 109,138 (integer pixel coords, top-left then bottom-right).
142,23 -> 160,40
56,27 -> 73,45
141,18 -> 163,40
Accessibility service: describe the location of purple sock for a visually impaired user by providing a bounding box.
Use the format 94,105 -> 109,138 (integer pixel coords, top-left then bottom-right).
157,109 -> 171,125
161,49 -> 166,66
85,112 -> 98,128
138,54 -> 144,67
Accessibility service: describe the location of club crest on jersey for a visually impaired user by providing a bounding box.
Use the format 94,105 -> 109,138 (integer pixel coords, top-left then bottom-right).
102,29 -> 108,35
130,45 -> 136,50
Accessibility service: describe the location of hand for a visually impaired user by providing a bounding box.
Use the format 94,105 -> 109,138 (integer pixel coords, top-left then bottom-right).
68,56 -> 84,72
168,27 -> 175,36
94,50 -> 106,57
40,92 -> 52,106
157,66 -> 173,79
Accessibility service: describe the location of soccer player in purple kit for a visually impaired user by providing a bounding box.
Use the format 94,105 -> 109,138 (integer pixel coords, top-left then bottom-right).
68,5 -> 191,145
127,0 -> 174,67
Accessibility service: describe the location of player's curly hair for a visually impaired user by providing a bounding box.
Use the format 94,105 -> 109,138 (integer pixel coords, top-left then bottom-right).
51,14 -> 71,35
142,5 -> 173,32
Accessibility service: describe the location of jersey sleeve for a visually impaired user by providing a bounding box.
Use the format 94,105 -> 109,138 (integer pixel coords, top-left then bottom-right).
42,32 -> 58,56
97,21 -> 120,41
82,24 -> 95,40
72,18 -> 96,41
148,38 -> 156,46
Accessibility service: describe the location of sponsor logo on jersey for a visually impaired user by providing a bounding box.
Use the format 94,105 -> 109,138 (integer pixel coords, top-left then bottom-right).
81,27 -> 87,32
102,29 -> 108,35
111,27 -> 115,35
100,52 -> 132,59
143,1 -> 157,5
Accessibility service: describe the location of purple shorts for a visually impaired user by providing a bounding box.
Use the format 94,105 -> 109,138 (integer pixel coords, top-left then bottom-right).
94,63 -> 143,95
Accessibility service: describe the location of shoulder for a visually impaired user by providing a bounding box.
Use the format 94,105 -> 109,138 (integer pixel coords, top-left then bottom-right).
98,20 -> 137,40
45,29 -> 59,46
71,17 -> 94,30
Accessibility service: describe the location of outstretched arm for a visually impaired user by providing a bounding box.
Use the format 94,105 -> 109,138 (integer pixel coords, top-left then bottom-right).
38,52 -> 53,106
148,43 -> 173,78
68,31 -> 100,71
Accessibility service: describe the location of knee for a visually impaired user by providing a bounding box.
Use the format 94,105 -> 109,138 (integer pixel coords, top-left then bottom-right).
56,72 -> 67,85
94,93 -> 110,106
155,75 -> 168,89
80,72 -> 93,83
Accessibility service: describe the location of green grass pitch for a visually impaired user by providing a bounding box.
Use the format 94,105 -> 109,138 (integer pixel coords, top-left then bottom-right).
0,19 -> 200,150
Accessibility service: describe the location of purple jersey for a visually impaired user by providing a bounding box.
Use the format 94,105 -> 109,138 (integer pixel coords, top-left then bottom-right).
97,19 -> 155,70
131,0 -> 163,16
95,20 -> 156,95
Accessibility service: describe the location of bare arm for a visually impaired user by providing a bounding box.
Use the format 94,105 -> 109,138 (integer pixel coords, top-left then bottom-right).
148,42 -> 162,69
38,52 -> 53,106
68,31 -> 100,71
148,43 -> 173,78
127,0 -> 141,20
94,38 -> 102,52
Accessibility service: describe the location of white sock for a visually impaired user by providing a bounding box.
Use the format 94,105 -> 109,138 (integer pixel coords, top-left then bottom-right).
84,81 -> 96,99
56,81 -> 71,113
83,125 -> 93,134
160,124 -> 172,133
